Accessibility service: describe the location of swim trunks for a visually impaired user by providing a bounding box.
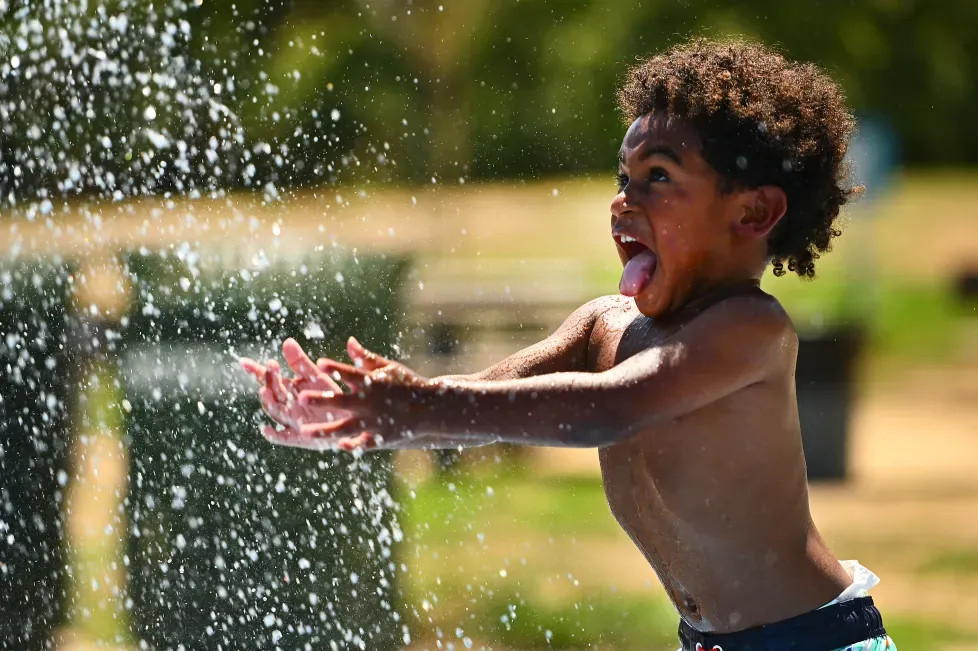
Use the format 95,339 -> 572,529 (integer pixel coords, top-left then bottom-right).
678,597 -> 891,651
676,562 -> 896,651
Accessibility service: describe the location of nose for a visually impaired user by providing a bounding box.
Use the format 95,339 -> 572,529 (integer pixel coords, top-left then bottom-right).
610,186 -> 638,221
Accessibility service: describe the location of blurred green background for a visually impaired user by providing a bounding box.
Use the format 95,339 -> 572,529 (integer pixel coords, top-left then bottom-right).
2,1 -> 978,651
4,0 -> 978,190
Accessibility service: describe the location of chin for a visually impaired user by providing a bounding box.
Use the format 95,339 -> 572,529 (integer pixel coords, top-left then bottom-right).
631,271 -> 697,318
632,287 -> 671,318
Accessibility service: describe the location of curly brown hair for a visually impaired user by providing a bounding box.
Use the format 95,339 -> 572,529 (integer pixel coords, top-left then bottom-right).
617,38 -> 860,278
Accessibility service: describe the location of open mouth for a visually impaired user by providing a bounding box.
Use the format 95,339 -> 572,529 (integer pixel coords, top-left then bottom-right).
614,233 -> 658,297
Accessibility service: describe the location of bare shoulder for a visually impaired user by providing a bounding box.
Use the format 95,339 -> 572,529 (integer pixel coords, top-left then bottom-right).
706,290 -> 793,329
694,290 -> 797,361
584,294 -> 634,317
563,294 -> 633,330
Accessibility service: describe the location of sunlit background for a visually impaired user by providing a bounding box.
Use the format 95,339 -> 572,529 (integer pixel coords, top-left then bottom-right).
2,1 -> 977,650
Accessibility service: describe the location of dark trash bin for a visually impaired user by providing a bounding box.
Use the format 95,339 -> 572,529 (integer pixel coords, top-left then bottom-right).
955,268 -> 978,304
796,328 -> 864,481
118,251 -> 410,650
0,261 -> 76,650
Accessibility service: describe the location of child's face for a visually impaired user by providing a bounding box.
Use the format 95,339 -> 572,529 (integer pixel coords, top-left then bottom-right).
612,112 -> 752,318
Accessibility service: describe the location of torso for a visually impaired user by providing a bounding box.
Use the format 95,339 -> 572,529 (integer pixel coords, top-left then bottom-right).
587,292 -> 851,632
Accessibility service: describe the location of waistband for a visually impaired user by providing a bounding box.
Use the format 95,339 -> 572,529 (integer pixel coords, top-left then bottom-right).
678,597 -> 886,651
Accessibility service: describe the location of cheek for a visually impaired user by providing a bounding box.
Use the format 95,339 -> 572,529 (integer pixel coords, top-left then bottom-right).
647,190 -> 713,253
652,219 -> 695,254
652,219 -> 715,275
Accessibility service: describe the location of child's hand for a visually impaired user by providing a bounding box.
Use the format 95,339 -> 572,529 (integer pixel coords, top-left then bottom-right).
297,337 -> 433,451
239,338 -> 348,434
241,337 -> 431,452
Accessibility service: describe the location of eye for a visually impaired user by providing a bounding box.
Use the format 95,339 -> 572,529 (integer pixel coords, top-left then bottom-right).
616,172 -> 629,190
650,167 -> 669,183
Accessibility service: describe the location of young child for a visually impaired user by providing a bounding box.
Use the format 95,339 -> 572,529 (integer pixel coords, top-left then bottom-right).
241,38 -> 894,651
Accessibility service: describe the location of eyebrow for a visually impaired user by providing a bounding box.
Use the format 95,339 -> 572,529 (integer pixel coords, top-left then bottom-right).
618,145 -> 683,167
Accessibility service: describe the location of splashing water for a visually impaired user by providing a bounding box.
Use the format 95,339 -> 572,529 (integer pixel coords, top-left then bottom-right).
1,0 -> 259,219
1,2 -> 411,649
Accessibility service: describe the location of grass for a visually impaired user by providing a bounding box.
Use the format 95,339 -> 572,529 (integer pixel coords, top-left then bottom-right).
885,615 -> 973,651
919,548 -> 978,576
397,466 -> 679,649
68,542 -> 129,644
402,468 -> 619,543
480,590 -> 677,650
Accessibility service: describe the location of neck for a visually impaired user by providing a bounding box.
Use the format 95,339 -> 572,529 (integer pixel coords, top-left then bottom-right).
667,277 -> 762,323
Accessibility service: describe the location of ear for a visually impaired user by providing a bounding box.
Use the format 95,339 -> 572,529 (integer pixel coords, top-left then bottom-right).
733,186 -> 787,239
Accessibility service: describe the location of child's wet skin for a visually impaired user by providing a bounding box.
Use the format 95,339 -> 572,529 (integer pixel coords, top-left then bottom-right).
589,291 -> 850,630
244,89 -> 863,639
242,118 -> 852,632
612,112 -> 786,320
242,112 -> 855,632
593,113 -> 851,629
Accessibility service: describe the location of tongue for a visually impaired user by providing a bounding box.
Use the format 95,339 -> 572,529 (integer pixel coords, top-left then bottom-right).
619,249 -> 658,297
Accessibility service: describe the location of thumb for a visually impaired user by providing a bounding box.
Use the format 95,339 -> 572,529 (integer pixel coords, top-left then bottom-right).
347,336 -> 392,371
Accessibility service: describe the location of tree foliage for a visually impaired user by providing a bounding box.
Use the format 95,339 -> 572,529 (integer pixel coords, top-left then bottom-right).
2,0 -> 975,201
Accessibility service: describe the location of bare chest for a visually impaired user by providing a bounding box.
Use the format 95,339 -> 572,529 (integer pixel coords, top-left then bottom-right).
588,305 -> 690,511
586,303 -> 676,373
587,303 -> 748,533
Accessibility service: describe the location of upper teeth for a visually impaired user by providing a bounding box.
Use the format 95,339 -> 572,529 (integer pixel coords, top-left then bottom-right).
619,234 -> 637,243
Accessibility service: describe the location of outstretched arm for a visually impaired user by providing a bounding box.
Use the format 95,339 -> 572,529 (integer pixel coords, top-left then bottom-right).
294,295 -> 794,450
240,296 -> 620,450
437,295 -> 624,383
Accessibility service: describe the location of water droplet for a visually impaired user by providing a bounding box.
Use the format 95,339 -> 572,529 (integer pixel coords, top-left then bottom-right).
303,322 -> 325,339
145,129 -> 170,149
